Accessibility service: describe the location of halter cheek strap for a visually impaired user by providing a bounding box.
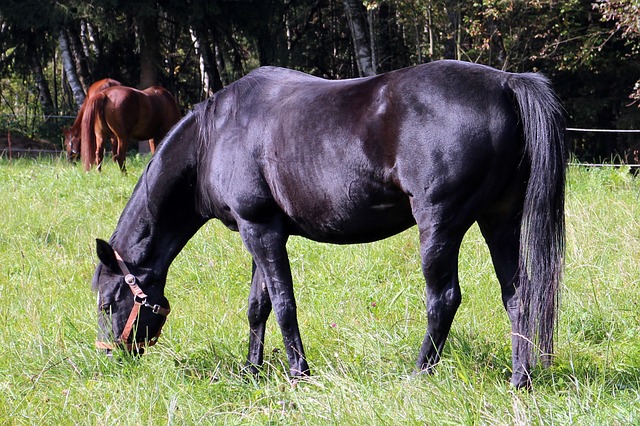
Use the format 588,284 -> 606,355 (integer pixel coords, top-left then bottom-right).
95,250 -> 170,351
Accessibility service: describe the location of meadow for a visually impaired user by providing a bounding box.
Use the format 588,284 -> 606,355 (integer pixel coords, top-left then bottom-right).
0,155 -> 638,425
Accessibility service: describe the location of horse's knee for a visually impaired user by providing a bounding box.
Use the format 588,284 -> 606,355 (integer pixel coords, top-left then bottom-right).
247,297 -> 271,327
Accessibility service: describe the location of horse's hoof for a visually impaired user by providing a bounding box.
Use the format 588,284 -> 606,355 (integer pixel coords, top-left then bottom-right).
290,365 -> 311,379
411,365 -> 436,378
241,363 -> 262,379
510,373 -> 532,391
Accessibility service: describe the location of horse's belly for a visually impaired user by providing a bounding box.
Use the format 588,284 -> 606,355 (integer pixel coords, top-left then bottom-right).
288,197 -> 415,244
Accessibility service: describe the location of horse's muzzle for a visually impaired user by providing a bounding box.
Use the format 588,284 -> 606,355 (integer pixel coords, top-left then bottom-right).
95,250 -> 170,354
95,298 -> 169,353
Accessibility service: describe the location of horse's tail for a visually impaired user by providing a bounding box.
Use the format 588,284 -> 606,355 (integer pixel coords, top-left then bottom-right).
507,73 -> 567,366
81,93 -> 105,171
72,79 -> 121,138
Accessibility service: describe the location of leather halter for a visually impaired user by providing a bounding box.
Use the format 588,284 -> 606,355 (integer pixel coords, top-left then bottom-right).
95,250 -> 170,351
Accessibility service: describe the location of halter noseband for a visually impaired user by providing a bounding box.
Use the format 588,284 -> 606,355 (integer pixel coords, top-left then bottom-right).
95,250 -> 170,352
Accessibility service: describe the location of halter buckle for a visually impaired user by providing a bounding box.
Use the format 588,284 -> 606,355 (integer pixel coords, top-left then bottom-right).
133,294 -> 147,305
124,274 -> 136,286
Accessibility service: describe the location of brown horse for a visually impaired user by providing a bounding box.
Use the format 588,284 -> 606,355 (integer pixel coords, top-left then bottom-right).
80,85 -> 181,171
62,78 -> 122,161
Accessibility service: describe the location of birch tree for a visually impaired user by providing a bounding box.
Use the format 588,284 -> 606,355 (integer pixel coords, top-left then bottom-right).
342,0 -> 376,76
59,30 -> 86,109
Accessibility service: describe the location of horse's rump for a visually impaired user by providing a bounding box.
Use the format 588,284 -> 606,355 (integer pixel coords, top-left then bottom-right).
72,78 -> 122,133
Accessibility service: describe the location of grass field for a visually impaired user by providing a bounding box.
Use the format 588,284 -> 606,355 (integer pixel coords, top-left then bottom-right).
0,155 -> 638,425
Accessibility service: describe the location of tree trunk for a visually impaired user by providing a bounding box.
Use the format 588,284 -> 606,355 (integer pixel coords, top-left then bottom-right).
251,1 -> 289,66
81,21 -> 101,60
59,30 -> 86,109
215,43 -> 231,86
189,27 -> 223,97
444,0 -> 461,60
486,14 -> 507,69
136,10 -> 160,88
203,35 -> 223,93
190,28 -> 210,97
342,0 -> 376,76
426,0 -> 434,60
67,25 -> 92,88
31,55 -> 55,116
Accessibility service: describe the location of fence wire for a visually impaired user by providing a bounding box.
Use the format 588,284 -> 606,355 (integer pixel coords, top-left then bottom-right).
1,117 -> 639,166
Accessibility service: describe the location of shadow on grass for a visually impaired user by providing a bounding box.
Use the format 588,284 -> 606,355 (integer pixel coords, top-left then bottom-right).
171,343 -> 295,385
534,351 -> 640,393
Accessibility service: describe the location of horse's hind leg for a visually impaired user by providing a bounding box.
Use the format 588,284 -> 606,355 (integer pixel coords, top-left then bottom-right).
245,260 -> 272,375
113,136 -> 127,173
95,133 -> 106,172
413,207 -> 467,374
478,207 -> 531,389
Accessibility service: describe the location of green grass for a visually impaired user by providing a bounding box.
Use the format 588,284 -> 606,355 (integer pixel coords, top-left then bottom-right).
0,156 -> 639,425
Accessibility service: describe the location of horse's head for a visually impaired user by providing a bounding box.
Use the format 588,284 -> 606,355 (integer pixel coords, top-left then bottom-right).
93,239 -> 170,355
62,127 -> 81,162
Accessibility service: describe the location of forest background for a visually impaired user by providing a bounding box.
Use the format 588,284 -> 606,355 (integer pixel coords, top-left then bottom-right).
0,0 -> 639,163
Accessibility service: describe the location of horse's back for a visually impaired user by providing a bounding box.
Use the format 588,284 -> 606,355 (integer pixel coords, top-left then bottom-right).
225,61 -> 519,161
99,85 -> 180,138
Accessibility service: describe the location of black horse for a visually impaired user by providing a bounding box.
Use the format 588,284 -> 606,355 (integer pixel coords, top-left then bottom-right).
92,60 -> 566,389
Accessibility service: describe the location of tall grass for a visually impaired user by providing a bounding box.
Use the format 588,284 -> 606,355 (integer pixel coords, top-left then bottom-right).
0,156 -> 638,424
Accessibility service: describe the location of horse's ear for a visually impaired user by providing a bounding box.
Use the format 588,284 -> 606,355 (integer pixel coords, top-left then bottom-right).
96,239 -> 119,271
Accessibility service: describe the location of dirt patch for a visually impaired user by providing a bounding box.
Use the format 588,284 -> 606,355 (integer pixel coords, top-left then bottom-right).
0,131 -> 60,158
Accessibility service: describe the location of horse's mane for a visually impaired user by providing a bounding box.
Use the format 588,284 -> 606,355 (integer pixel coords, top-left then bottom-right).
195,98 -> 216,151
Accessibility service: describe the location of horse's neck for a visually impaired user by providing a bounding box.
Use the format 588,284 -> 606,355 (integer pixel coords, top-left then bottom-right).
111,114 -> 205,274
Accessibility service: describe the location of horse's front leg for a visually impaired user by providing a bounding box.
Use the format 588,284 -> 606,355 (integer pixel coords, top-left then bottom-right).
245,260 -> 272,375
238,218 -> 309,378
